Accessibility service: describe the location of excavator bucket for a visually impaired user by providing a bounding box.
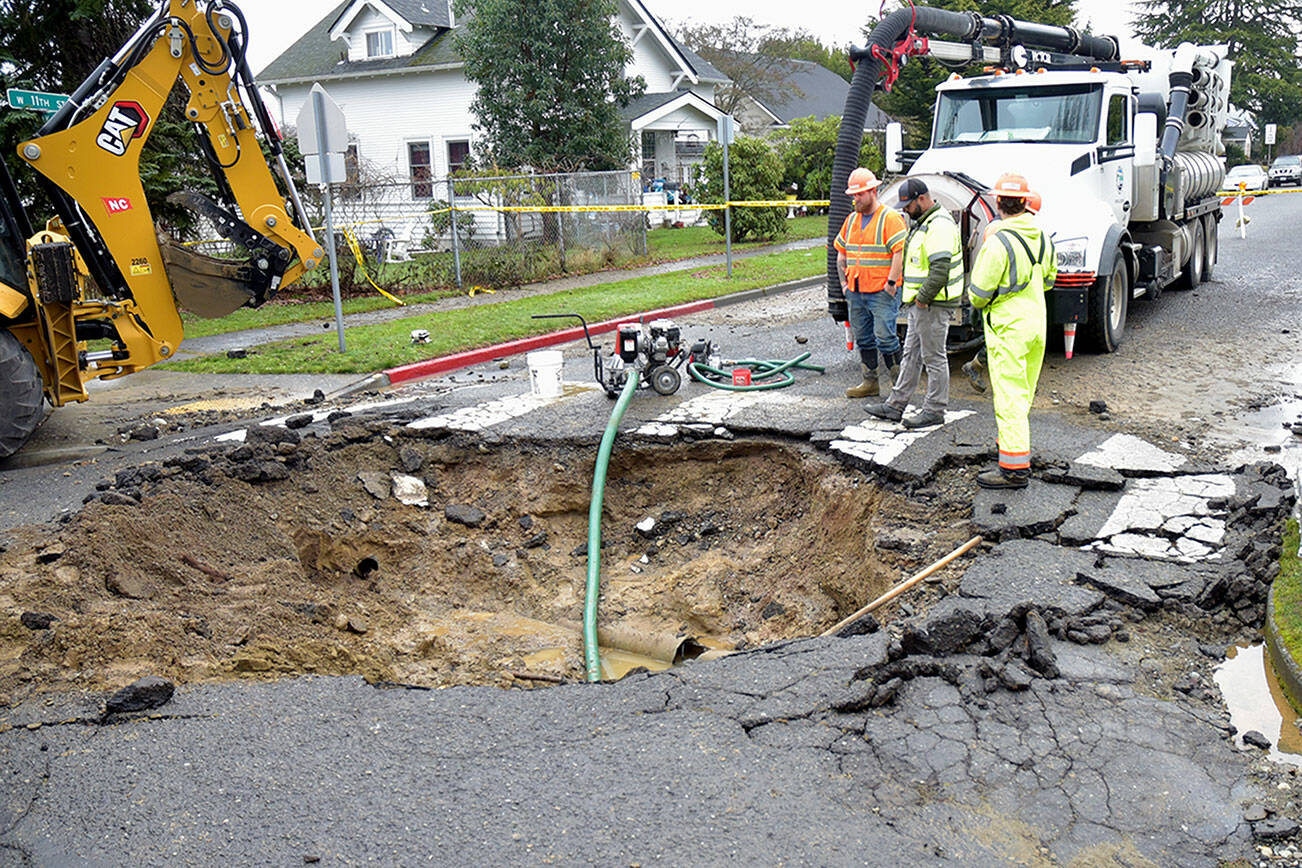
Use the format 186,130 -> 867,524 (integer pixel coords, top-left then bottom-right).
157,236 -> 260,318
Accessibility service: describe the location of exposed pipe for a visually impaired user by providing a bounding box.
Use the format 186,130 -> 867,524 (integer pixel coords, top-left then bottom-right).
828,7 -> 1120,308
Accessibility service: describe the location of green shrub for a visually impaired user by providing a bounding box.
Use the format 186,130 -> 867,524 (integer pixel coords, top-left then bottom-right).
693,136 -> 787,243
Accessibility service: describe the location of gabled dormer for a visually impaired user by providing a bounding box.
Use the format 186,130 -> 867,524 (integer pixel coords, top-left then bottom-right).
329,0 -> 454,63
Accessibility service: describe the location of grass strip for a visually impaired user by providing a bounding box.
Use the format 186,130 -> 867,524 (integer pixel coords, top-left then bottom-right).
178,288 -> 464,340
177,216 -> 829,340
164,247 -> 825,375
1274,518 -> 1302,657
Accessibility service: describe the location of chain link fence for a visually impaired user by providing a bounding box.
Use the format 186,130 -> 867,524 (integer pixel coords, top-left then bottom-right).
188,169 -> 658,297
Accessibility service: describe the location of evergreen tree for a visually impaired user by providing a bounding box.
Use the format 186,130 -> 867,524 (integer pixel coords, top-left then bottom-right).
1133,0 -> 1302,125
454,0 -> 643,172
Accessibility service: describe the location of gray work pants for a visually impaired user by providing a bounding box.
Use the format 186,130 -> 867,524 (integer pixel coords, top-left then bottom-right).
885,302 -> 951,413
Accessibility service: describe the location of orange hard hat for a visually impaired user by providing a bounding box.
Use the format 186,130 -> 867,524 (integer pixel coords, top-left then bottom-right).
992,172 -> 1032,198
845,167 -> 881,195
1026,191 -> 1042,213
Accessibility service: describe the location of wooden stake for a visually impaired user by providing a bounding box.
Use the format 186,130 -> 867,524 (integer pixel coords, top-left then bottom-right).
819,535 -> 983,638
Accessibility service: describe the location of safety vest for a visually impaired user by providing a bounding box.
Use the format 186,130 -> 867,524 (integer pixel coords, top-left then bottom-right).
901,204 -> 964,306
969,213 -> 1056,309
834,205 -> 906,293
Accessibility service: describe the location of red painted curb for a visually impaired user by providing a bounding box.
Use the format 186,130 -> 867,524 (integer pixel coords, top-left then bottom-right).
384,297 -> 718,385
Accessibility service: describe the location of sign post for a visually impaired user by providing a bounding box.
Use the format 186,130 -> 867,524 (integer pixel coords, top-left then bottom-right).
296,84 -> 349,352
718,115 -> 735,278
1265,123 -> 1277,164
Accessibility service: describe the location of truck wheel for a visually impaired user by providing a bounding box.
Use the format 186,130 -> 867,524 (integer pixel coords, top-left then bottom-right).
1084,253 -> 1128,354
0,331 -> 45,459
1173,220 -> 1205,290
1202,215 -> 1217,282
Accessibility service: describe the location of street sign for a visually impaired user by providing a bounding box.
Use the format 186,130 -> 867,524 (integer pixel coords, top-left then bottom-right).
305,152 -> 347,185
1265,123 -> 1277,146
295,83 -> 348,157
6,88 -> 69,113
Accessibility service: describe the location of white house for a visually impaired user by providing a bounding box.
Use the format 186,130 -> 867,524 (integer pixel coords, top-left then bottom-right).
258,0 -> 731,199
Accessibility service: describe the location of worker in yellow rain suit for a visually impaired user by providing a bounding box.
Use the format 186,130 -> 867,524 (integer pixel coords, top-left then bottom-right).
968,173 -> 1056,489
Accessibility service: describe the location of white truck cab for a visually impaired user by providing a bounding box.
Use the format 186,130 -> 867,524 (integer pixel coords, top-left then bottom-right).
886,45 -> 1230,355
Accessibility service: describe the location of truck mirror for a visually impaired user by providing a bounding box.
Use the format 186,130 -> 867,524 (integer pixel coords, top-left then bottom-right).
885,122 -> 903,173
1134,112 -> 1157,168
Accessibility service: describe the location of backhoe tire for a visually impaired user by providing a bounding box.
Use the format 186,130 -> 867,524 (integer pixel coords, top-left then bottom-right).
0,331 -> 45,459
1172,220 -> 1204,290
1083,253 -> 1128,354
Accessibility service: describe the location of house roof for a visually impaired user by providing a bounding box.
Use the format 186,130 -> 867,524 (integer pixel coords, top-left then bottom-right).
620,90 -> 724,129
258,0 -> 462,83
667,35 -> 727,83
756,59 -> 892,129
258,0 -> 729,89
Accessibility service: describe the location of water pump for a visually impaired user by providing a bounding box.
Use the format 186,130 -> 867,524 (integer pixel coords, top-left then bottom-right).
531,313 -> 701,398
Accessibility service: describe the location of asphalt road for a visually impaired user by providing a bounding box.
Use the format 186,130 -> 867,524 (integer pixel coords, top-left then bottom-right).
1,192 -> 1300,866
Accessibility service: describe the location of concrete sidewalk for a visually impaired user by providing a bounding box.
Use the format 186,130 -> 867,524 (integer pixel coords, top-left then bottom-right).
174,236 -> 827,361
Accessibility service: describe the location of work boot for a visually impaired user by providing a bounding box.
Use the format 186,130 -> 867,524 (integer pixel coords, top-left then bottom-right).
864,402 -> 903,422
902,409 -> 944,429
884,350 -> 902,389
976,467 -> 1029,489
962,357 -> 986,392
846,363 -> 880,398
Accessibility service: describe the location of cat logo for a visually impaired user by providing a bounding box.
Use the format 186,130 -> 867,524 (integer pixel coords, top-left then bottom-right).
96,101 -> 150,156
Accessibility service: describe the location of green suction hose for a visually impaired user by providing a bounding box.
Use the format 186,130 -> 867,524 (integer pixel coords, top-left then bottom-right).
687,352 -> 824,391
584,370 -> 639,681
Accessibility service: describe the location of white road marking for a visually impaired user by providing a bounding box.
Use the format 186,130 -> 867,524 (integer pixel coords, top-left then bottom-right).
1085,473 -> 1234,562
1076,433 -> 1187,473
407,391 -> 570,433
829,410 -> 975,468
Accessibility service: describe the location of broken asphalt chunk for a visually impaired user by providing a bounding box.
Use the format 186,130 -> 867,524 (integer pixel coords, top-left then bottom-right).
105,676 -> 175,714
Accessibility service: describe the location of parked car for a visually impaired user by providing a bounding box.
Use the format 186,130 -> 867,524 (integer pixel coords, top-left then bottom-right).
1224,163 -> 1269,191
1268,154 -> 1301,188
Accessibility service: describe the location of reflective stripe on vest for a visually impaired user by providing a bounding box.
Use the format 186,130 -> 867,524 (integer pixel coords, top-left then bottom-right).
969,228 -> 1048,303
901,207 -> 964,304
838,207 -> 904,290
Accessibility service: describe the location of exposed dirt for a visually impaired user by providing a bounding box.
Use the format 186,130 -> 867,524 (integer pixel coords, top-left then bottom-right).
0,436 -> 971,705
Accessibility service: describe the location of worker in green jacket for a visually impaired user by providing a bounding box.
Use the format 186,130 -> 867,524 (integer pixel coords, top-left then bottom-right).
968,173 -> 1056,490
865,178 -> 964,428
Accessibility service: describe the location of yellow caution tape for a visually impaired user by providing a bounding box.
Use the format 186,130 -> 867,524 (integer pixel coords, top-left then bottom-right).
1216,187 -> 1302,197
728,199 -> 832,208
190,199 -> 838,247
340,226 -> 406,307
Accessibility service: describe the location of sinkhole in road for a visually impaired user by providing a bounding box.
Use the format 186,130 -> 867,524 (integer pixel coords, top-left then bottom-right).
0,436 -> 972,701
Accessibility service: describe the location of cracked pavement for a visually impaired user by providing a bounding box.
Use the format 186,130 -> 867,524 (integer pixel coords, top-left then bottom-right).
2,197 -> 1302,865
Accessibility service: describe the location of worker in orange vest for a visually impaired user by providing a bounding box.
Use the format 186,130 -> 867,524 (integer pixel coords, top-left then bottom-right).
831,167 -> 906,397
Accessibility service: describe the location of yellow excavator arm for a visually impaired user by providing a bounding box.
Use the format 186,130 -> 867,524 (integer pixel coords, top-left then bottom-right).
4,0 -> 321,416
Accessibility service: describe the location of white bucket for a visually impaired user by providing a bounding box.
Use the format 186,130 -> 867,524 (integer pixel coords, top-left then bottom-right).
527,350 -> 564,398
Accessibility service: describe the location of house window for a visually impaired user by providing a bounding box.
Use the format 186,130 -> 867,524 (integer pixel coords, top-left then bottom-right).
366,29 -> 394,58
447,140 -> 470,174
408,141 -> 432,199
340,143 -> 361,200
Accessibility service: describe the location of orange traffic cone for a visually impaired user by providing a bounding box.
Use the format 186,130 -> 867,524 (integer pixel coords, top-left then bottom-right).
1063,323 -> 1077,359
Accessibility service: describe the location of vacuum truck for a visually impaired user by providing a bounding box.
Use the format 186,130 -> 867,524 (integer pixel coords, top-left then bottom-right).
830,8 -> 1233,355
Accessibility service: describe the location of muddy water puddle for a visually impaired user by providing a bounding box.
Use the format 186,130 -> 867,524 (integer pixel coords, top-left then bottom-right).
0,437 -> 969,703
1214,643 -> 1302,765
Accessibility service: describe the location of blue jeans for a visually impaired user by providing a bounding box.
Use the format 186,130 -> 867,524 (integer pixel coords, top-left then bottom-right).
848,290 -> 901,368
